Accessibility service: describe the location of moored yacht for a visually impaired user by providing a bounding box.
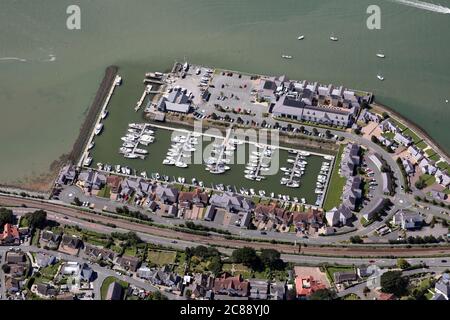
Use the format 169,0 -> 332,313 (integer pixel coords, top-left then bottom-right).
94,123 -> 103,135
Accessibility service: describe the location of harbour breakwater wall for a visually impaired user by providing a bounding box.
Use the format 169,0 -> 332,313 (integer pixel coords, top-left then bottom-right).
68,65 -> 119,163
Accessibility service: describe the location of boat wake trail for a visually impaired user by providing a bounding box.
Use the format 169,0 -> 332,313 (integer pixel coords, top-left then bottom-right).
0,57 -> 27,63
390,0 -> 450,14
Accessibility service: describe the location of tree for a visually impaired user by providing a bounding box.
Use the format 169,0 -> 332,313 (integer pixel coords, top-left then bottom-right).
415,179 -> 426,190
309,288 -> 337,300
371,135 -> 379,144
185,289 -> 192,299
231,247 -> 260,269
312,128 -> 319,135
1,264 -> 11,273
208,256 -> 223,275
24,210 -> 47,229
396,258 -> 410,270
382,112 -> 389,119
73,197 -> 82,206
0,208 -> 14,229
380,271 -> 408,296
148,291 -> 168,300
349,236 -> 363,244
260,249 -> 284,270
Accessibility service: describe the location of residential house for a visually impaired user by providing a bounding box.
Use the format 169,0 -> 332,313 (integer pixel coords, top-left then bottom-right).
106,175 -> 123,200
295,276 -> 326,298
435,169 -> 450,187
379,119 -> 400,134
334,271 -> 357,284
57,165 -> 77,185
340,143 -> 360,177
35,283 -> 58,298
117,255 -> 141,272
430,190 -> 447,202
178,189 -> 209,209
154,185 -> 179,204
393,210 -> 424,230
381,172 -> 393,195
40,230 -> 61,249
393,132 -> 413,147
1,223 -> 20,245
59,234 -> 82,252
210,192 -> 254,213
84,244 -> 117,262
402,158 -> 415,176
291,209 -> 324,233
419,158 -> 437,175
269,282 -> 286,300
342,176 -> 362,210
249,280 -> 269,300
432,273 -> 450,300
35,253 -> 56,268
407,146 -> 424,163
213,273 -> 250,297
77,170 -> 106,193
325,205 -> 353,227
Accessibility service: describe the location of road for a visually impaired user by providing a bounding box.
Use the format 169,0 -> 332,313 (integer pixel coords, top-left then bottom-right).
5,200 -> 450,267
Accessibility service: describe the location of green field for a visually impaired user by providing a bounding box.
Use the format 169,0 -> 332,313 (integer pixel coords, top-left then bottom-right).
100,276 -> 129,300
222,263 -> 252,278
419,174 -> 436,188
97,185 -> 111,198
381,131 -> 395,140
436,161 -> 450,171
415,141 -> 428,150
147,250 -> 177,266
323,145 -> 346,211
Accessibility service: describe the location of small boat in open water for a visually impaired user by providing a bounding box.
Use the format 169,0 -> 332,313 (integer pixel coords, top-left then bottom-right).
281,55 -> 293,59
297,35 -> 305,40
377,74 -> 385,81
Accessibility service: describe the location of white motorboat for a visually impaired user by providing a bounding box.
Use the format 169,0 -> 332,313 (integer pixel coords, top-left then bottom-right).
377,74 -> 385,81
281,54 -> 293,59
83,156 -> 92,166
324,155 -> 333,160
299,151 -> 310,156
376,52 -> 385,58
162,158 -> 175,166
286,181 -> 300,188
124,153 -> 139,159
119,147 -> 133,154
140,171 -> 147,179
129,123 -> 144,129
122,142 -> 135,148
121,136 -> 135,143
134,148 -> 148,154
87,142 -> 95,150
115,165 -> 121,173
297,35 -> 305,40
175,161 -> 188,168
94,123 -> 103,135
100,109 -> 109,119
139,135 -> 154,145
245,174 -> 255,180
301,198 -> 306,204
330,34 -> 338,41
259,190 -> 266,197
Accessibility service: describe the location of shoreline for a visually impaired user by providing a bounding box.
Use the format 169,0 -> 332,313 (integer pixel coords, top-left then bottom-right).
0,66 -> 119,193
372,101 -> 450,163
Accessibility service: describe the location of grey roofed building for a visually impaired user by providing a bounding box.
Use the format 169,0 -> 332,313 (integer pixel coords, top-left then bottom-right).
117,255 -> 141,272
342,175 -> 362,210
106,281 -> 123,300
249,279 -> 269,300
36,283 -> 57,297
137,265 -> 153,280
40,230 -> 61,247
155,184 -> 179,204
57,165 -> 77,185
334,271 -> 357,284
210,192 -> 254,213
381,172 -> 392,195
362,198 -> 388,221
402,158 -> 415,175
269,282 -> 286,300
407,145 -> 424,162
325,205 -> 353,227
393,210 -> 424,230
35,253 -> 56,268
79,263 -> 95,282
393,132 -> 413,146
378,136 -> 394,148
60,234 -> 82,249
340,143 -> 360,177
434,273 -> 450,300
379,119 -> 400,133
419,158 -> 437,175
361,109 -> 382,123
357,266 -> 376,278
84,244 -> 117,261
157,89 -> 191,113
119,178 -> 140,198
204,205 -> 217,221
78,170 -> 106,190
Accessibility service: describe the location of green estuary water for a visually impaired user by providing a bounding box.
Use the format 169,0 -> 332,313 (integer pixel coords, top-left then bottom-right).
0,0 -> 449,184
